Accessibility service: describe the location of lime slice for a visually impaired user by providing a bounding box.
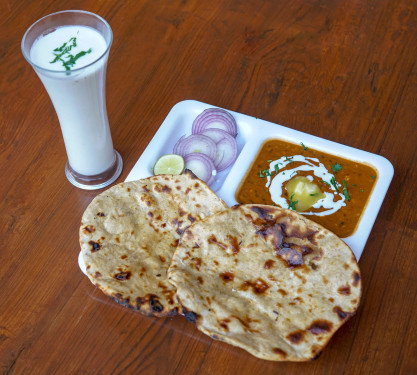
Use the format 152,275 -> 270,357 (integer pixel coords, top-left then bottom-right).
153,154 -> 185,175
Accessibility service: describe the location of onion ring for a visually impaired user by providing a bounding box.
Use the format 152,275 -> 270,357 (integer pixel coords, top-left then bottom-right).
192,108 -> 238,137
183,153 -> 216,186
173,134 -> 217,162
201,129 -> 238,172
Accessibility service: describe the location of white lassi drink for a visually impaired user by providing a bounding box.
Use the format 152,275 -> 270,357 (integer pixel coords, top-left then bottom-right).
30,25 -> 114,176
22,11 -> 122,189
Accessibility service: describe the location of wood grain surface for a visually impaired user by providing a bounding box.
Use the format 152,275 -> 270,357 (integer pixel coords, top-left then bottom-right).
1,0 -> 417,374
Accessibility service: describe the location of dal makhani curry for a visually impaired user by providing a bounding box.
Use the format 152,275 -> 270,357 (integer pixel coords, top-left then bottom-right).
236,139 -> 377,238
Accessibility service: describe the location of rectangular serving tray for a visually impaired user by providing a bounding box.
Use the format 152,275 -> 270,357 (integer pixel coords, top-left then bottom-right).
126,100 -> 394,260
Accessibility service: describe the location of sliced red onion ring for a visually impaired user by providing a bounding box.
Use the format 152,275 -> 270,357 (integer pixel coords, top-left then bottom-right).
201,129 -> 238,171
192,108 -> 238,137
173,134 -> 217,161
172,135 -> 186,155
200,128 -> 231,143
215,136 -> 238,172
184,153 -> 216,186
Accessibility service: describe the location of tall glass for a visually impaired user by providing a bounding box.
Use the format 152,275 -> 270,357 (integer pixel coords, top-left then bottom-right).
21,10 -> 122,190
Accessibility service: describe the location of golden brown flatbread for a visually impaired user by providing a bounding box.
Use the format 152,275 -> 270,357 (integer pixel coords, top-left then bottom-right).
80,171 -> 227,317
168,204 -> 361,360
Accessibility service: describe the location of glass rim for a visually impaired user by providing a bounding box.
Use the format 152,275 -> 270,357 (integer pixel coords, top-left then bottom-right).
21,10 -> 113,74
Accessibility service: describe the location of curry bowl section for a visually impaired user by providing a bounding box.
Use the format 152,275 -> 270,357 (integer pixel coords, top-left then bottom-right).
234,138 -> 378,239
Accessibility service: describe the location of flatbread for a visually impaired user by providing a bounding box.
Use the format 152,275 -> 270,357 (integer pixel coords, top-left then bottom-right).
167,204 -> 362,360
80,171 -> 227,317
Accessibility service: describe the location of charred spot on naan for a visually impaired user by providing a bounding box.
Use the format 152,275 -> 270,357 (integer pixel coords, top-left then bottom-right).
240,278 -> 270,295
333,306 -> 352,321
310,350 -> 323,361
111,293 -> 132,309
352,271 -> 361,287
181,305 -> 200,324
207,234 -> 241,255
113,270 -> 132,280
88,240 -> 102,252
264,259 -> 275,269
220,271 -> 234,282
172,218 -> 186,236
157,281 -> 177,305
246,206 -> 324,270
249,205 -> 318,239
286,330 -> 305,345
183,169 -> 199,180
337,285 -> 351,295
157,183 -> 172,193
307,320 -> 334,335
110,291 -> 179,317
272,347 -> 288,359
82,225 -> 95,234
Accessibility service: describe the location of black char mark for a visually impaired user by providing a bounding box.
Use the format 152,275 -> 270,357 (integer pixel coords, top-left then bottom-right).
88,240 -> 101,252
311,351 -> 322,361
172,218 -> 185,236
276,245 -> 303,267
150,295 -> 164,312
136,296 -> 145,307
250,206 -> 318,268
255,222 -> 285,250
280,220 -> 318,241
307,320 -> 333,335
162,185 -> 172,193
241,278 -> 270,294
220,271 -> 234,282
112,293 -> 131,309
182,307 -> 199,324
114,271 -> 132,280
286,330 -> 305,344
184,169 -> 198,180
250,205 -> 277,220
112,294 -> 178,316
277,242 -> 313,268
353,272 -> 361,287
333,306 -> 351,321
250,206 -> 276,223
250,206 -> 284,249
83,225 -> 95,233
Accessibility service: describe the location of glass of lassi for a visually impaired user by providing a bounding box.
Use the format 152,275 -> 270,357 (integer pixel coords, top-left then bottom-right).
22,10 -> 122,190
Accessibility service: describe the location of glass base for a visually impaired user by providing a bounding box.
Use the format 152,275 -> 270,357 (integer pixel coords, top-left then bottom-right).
65,150 -> 123,190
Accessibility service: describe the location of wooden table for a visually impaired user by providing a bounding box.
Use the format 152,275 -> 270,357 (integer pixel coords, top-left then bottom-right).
1,0 -> 416,374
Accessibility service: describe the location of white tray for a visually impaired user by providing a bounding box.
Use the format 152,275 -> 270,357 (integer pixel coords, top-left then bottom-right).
79,99 -> 394,273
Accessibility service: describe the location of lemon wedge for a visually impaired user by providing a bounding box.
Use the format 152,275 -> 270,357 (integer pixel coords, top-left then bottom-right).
153,154 -> 185,175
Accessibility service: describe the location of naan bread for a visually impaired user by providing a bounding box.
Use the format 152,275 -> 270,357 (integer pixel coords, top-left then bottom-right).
168,204 -> 362,360
80,171 -> 227,317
